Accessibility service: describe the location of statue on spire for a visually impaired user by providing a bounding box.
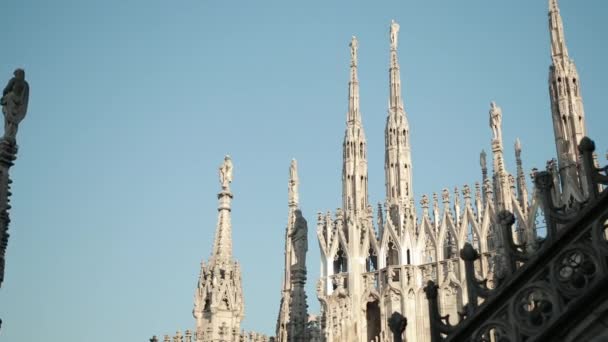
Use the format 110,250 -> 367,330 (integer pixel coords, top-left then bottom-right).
1,69 -> 29,142
390,20 -> 400,50
350,36 -> 358,66
489,101 -> 502,142
290,209 -> 308,270
219,155 -> 233,190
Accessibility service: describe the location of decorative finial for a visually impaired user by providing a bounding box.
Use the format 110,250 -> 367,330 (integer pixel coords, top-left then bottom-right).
515,138 -> 522,154
390,20 -> 400,50
349,36 -> 358,66
442,188 -> 450,203
420,194 -> 429,208
219,155 -> 233,190
549,0 -> 559,11
480,150 -> 487,169
462,185 -> 471,199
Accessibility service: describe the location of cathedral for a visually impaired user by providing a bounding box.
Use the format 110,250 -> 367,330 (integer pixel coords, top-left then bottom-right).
150,1 -> 599,341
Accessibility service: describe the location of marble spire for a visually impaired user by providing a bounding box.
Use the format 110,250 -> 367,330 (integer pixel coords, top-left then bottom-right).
385,19 -> 413,208
193,156 -> 244,341
547,0 -> 587,200
210,155 -> 234,264
342,36 -> 369,215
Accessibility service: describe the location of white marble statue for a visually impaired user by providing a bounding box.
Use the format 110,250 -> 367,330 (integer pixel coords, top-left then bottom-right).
219,155 -> 233,189
390,20 -> 400,50
489,101 -> 502,141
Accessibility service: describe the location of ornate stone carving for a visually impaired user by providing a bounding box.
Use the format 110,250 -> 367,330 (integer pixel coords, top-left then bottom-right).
219,155 -> 233,190
0,69 -> 29,142
489,101 -> 502,142
390,20 -> 400,50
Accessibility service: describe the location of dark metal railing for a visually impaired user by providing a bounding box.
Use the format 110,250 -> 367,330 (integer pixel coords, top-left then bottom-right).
425,136 -> 608,342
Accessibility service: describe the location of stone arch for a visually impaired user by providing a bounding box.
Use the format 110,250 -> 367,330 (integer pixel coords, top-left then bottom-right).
386,238 -> 400,266
333,245 -> 348,274
439,281 -> 463,326
365,297 -> 381,342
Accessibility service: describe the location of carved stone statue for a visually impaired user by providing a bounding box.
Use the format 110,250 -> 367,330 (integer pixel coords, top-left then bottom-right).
390,20 -> 400,50
290,209 -> 308,270
349,36 -> 358,65
1,69 -> 29,142
489,101 -> 502,142
219,155 -> 233,190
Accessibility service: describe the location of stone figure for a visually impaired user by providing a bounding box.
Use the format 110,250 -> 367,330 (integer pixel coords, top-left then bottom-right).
390,20 -> 400,50
489,101 -> 502,141
1,69 -> 29,142
290,209 -> 308,269
219,155 -> 233,189
350,36 -> 358,65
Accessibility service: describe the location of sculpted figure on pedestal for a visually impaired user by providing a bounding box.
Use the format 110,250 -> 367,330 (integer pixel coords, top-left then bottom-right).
390,20 -> 400,50
489,101 -> 502,142
219,155 -> 233,190
290,209 -> 308,270
1,69 -> 29,142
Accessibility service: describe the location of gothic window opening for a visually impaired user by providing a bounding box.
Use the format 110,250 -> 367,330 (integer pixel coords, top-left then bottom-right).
466,225 -> 480,251
360,143 -> 363,157
406,249 -> 411,265
204,298 -> 211,311
487,224 -> 497,251
333,247 -> 347,274
221,296 -> 229,310
440,283 -> 462,326
386,240 -> 399,266
424,238 -> 436,263
366,300 -> 381,342
366,247 -> 378,272
444,231 -> 458,259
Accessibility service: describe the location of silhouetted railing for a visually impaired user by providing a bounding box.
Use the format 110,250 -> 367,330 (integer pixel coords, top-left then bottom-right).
426,136 -> 608,341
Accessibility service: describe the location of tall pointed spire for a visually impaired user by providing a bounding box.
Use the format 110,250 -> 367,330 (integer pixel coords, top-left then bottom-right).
388,20 -> 404,112
489,102 -> 512,212
547,0 -> 587,200
342,36 -> 369,215
210,155 -> 234,264
549,0 -> 569,64
288,159 -> 299,208
348,36 -> 361,124
193,155 -> 244,341
277,159 -> 309,342
514,138 -> 529,213
385,19 -> 413,208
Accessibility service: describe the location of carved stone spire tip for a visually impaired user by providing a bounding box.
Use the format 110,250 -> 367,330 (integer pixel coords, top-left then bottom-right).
219,155 -> 233,191
349,36 -> 358,66
289,159 -> 299,206
515,138 -> 522,153
390,20 -> 400,50
549,0 -> 559,11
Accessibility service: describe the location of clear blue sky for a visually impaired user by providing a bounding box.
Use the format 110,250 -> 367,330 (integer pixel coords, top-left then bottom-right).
1,0 -> 607,341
